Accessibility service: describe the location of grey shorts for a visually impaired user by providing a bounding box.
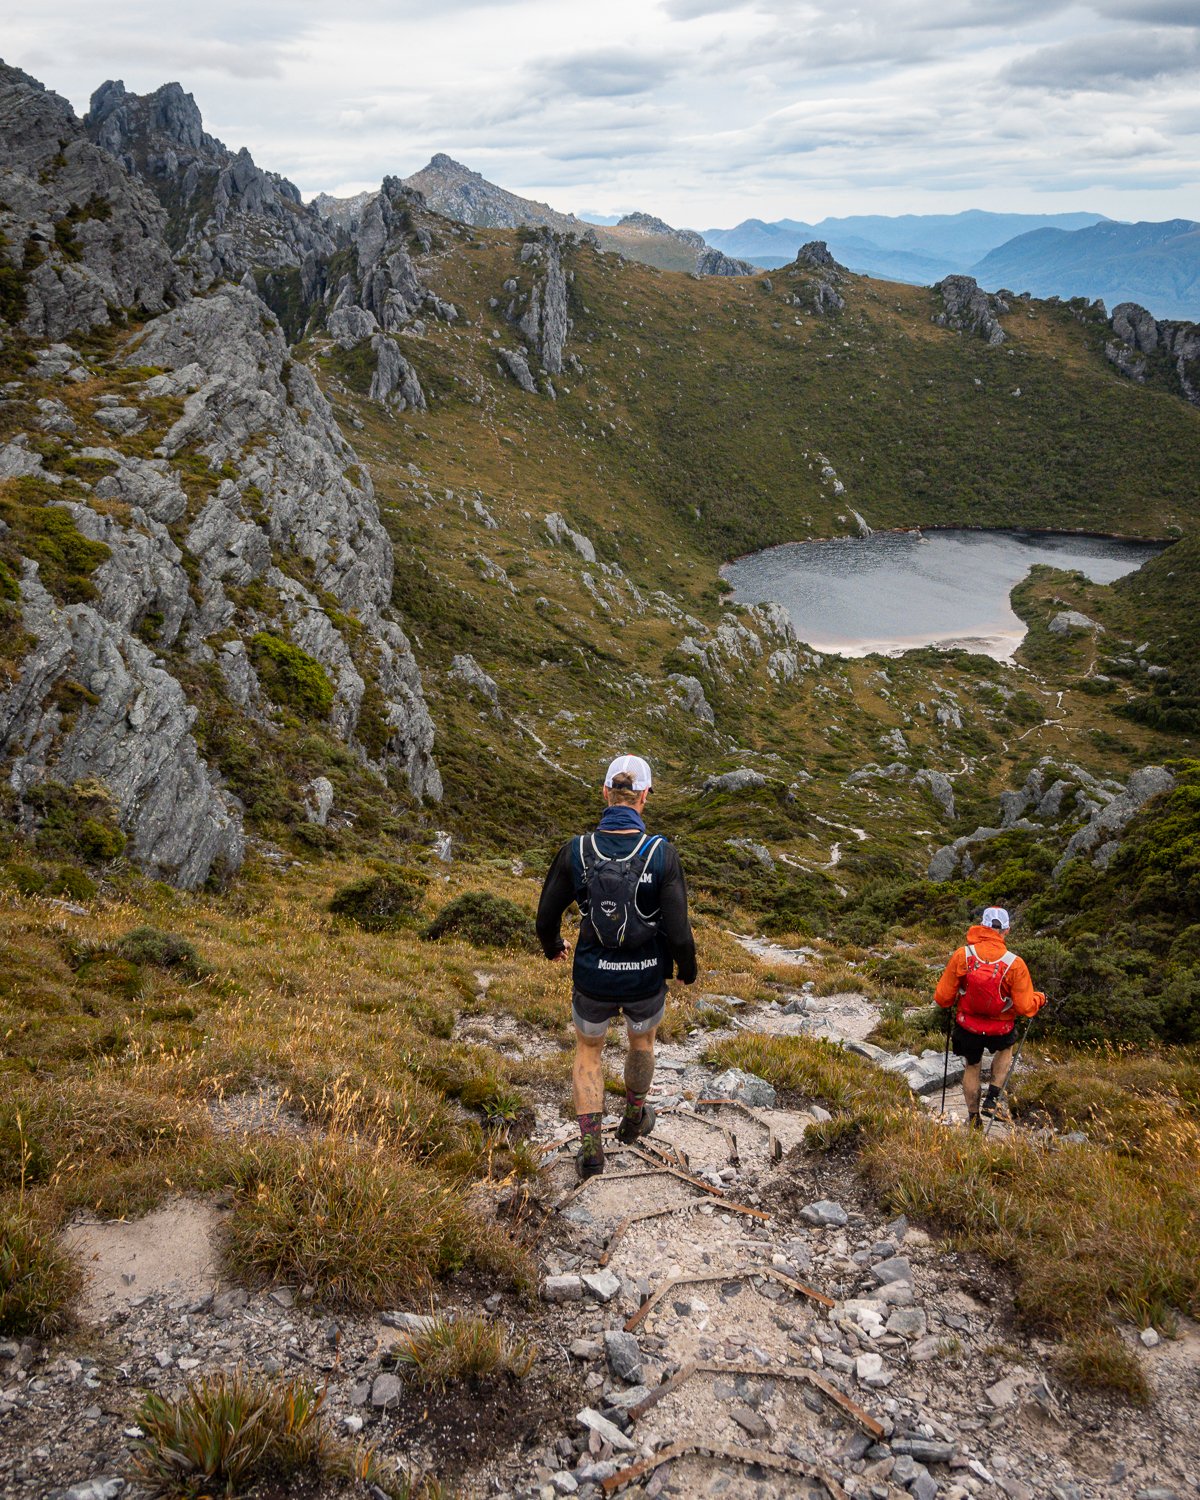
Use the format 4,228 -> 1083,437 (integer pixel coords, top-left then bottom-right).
573,987 -> 666,1038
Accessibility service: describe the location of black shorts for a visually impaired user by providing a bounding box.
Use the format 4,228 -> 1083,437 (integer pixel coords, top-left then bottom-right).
573,987 -> 666,1038
952,1023 -> 1016,1066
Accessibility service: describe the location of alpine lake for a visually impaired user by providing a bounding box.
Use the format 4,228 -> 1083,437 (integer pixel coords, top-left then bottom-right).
721,528 -> 1167,660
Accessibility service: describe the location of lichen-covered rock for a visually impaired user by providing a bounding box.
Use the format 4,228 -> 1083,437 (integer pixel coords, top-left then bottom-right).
513,230 -> 570,375
933,276 -> 1006,346
0,565 -> 243,887
668,673 -> 714,725
449,653 -> 500,707
914,768 -> 955,820
1048,609 -> 1102,635
1106,301 -> 1200,405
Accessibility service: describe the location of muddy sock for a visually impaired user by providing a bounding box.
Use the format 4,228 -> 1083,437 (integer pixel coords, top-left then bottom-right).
624,1050 -> 655,1121
577,1111 -> 603,1159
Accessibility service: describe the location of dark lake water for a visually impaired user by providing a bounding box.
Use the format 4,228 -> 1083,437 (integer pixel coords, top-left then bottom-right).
721,529 -> 1165,659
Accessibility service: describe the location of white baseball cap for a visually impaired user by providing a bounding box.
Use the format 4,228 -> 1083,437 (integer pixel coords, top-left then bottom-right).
604,754 -> 653,792
982,906 -> 1011,930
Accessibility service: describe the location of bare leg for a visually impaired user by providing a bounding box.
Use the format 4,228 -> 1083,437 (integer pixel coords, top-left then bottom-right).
962,1061 -> 982,1116
573,1029 -> 606,1116
989,1047 -> 1014,1091
625,1024 -> 657,1102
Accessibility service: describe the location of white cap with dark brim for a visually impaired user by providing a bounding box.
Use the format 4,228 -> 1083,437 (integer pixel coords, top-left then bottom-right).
604,754 -> 652,791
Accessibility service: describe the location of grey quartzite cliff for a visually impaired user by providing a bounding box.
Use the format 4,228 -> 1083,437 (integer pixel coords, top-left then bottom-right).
0,65 -> 441,887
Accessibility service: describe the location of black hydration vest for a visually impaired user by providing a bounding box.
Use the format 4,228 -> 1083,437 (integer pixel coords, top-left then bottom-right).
579,832 -> 664,949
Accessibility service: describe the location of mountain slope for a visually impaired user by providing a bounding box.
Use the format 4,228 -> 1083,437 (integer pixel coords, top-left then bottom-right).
973,218 -> 1200,321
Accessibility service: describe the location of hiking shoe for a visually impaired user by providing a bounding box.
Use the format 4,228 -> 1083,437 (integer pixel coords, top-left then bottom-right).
980,1095 -> 1010,1121
616,1102 -> 656,1146
576,1150 -> 604,1181
968,1112 -> 983,1132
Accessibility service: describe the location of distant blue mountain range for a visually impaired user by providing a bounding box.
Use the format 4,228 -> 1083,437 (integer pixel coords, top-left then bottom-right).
702,209 -> 1108,279
971,218 -> 1200,322
575,206 -> 1200,320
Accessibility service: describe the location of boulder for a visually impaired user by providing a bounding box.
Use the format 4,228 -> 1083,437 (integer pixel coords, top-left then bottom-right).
707,1068 -> 777,1108
702,768 -> 767,795
1048,610 -> 1102,635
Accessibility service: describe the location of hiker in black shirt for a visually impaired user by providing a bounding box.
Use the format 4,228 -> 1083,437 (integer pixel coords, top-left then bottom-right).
536,754 -> 698,1178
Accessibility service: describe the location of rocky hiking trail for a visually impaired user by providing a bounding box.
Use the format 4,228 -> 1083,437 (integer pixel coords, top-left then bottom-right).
2,972 -> 1197,1500
512,971 -> 1199,1500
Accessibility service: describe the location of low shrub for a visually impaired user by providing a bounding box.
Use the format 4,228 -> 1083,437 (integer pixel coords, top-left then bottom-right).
330,871 -> 425,933
0,1202 -> 80,1336
389,1313 -> 536,1391
423,891 -> 537,950
250,631 -> 334,720
117,926 -> 207,977
21,779 -> 126,866
132,1369 -> 426,1498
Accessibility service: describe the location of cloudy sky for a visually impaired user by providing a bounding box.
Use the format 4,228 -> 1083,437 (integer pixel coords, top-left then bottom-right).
8,0 -> 1200,227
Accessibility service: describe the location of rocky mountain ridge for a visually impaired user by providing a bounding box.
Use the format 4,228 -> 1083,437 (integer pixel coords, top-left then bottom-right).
318,155 -> 736,276
82,78 -> 337,287
1,64 -> 440,886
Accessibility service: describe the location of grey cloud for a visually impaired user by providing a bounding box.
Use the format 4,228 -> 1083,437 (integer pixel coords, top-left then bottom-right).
662,0 -> 751,16
1092,0 -> 1200,23
532,47 -> 675,98
1005,28 -> 1200,89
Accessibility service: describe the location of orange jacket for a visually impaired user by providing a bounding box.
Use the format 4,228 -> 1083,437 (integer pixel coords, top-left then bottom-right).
934,925 -> 1046,1023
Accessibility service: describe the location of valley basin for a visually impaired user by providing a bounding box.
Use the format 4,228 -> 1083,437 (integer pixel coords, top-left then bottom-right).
720,528 -> 1167,660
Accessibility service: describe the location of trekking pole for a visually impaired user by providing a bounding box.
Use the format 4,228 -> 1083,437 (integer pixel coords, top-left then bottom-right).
939,1008 -> 952,1115
984,999 -> 1049,1138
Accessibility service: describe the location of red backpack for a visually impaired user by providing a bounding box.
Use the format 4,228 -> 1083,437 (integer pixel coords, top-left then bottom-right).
956,945 -> 1016,1035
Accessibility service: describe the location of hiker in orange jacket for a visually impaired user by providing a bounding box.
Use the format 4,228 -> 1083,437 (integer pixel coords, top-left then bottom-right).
934,906 -> 1046,1130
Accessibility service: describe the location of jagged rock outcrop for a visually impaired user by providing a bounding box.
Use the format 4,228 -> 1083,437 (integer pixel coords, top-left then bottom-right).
499,347 -> 537,393
127,285 -> 440,794
310,190 -> 376,232
927,760 -> 1173,882
509,231 -> 570,376
913,769 -> 955,821
795,241 -> 840,272
369,335 -> 426,410
544,512 -> 596,563
404,153 -> 575,234
82,79 -> 335,283
0,63 -> 181,340
933,276 -> 1006,346
1,566 -> 244,888
1105,300 -> 1200,405
667,673 -> 715,726
1052,765 -> 1174,878
696,247 -> 755,277
448,653 -> 500,707
784,244 -> 846,314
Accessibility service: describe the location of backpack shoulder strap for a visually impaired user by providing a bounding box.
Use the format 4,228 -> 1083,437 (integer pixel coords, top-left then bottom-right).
998,950 -> 1016,972
964,943 -> 976,963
